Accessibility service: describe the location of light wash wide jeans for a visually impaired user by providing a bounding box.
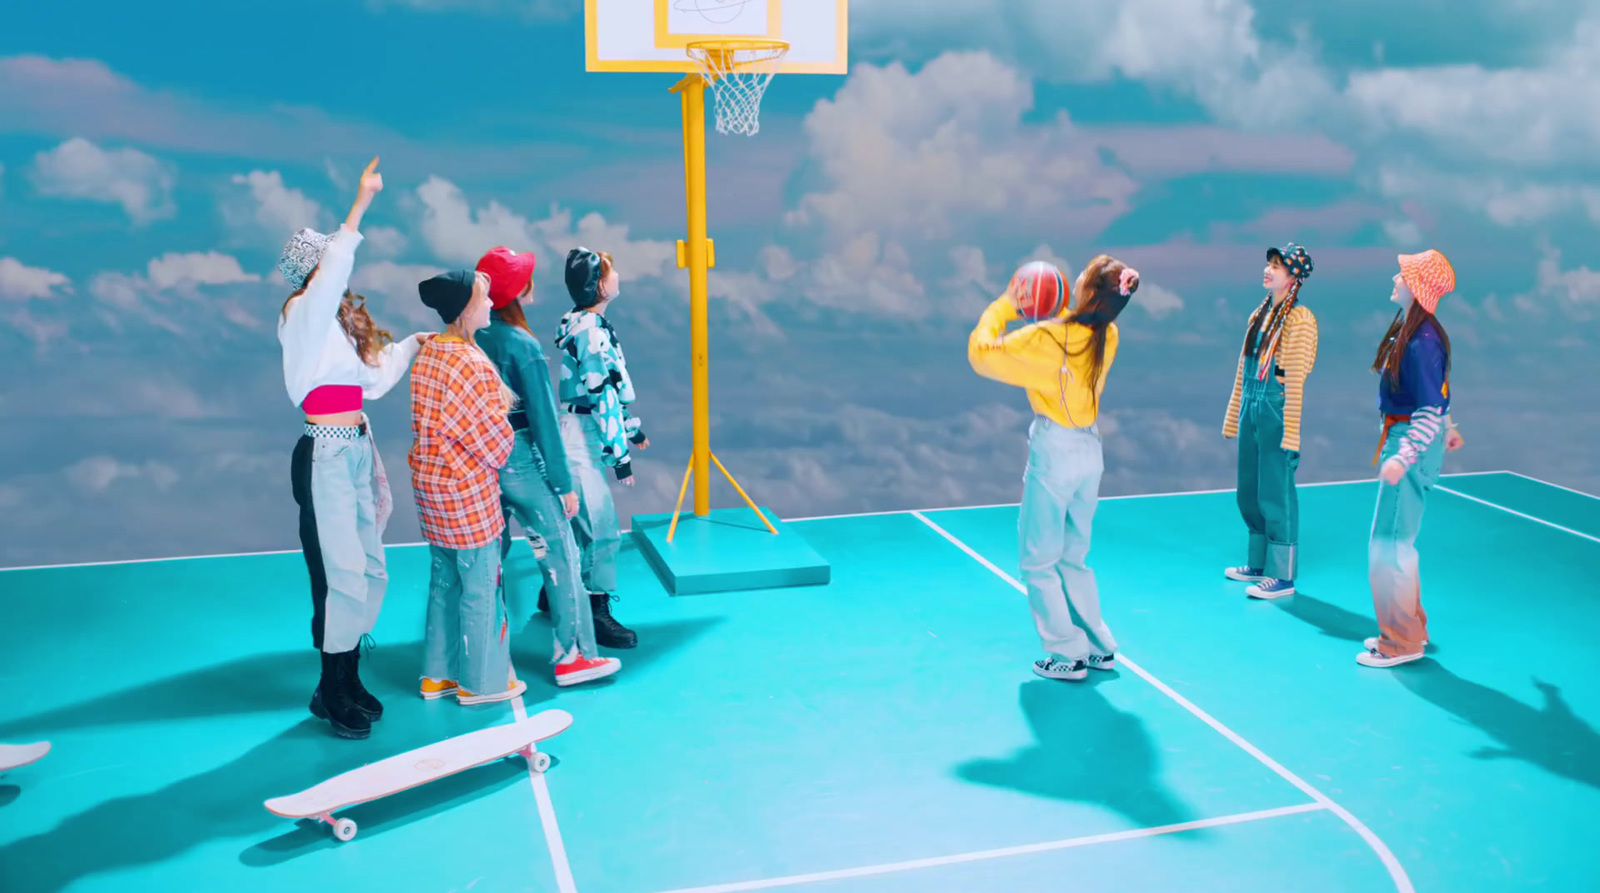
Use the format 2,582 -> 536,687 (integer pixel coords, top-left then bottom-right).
559,411 -> 622,595
499,431 -> 600,662
1368,418 -> 1447,656
291,421 -> 390,654
1018,416 -> 1116,663
422,541 -> 509,696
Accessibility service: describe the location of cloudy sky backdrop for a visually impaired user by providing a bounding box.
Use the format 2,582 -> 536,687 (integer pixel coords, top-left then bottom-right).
2,0 -> 1597,566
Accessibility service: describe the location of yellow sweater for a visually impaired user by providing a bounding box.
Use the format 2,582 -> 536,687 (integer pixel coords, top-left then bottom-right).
1221,302 -> 1318,451
968,295 -> 1119,429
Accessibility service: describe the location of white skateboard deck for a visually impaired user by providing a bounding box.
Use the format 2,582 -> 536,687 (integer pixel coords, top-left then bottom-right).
0,741 -> 50,771
265,709 -> 572,841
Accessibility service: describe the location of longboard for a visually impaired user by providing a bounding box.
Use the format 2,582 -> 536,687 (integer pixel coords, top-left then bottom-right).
264,709 -> 572,841
0,741 -> 50,772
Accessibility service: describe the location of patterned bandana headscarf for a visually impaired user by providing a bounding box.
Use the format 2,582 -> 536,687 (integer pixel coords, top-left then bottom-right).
277,228 -> 331,291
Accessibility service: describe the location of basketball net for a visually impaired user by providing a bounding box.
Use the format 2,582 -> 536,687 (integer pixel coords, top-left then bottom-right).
685,39 -> 789,136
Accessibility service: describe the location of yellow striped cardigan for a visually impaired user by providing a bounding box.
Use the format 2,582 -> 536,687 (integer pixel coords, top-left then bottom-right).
1221,303 -> 1318,452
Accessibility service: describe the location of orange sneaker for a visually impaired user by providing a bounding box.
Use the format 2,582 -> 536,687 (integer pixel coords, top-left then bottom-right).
457,678 -> 528,705
420,677 -> 458,700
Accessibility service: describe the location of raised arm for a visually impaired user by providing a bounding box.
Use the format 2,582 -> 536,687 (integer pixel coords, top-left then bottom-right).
968,295 -> 1066,386
277,157 -> 384,348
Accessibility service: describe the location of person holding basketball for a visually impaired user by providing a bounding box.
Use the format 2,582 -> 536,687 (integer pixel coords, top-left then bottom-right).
1221,243 -> 1318,600
968,256 -> 1139,681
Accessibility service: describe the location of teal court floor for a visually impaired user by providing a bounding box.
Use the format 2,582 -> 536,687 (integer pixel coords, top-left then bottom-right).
1,469 -> 1597,892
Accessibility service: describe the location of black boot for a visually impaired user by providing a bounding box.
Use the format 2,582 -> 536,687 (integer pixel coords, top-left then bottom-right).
591,592 -> 637,649
309,650 -> 372,739
345,638 -> 383,721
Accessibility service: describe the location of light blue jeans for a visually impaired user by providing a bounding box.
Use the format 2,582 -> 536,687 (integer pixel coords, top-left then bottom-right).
292,423 -> 389,654
1018,416 -> 1116,663
1369,419 -> 1448,655
559,411 -> 622,594
422,542 -> 509,696
500,431 -> 599,661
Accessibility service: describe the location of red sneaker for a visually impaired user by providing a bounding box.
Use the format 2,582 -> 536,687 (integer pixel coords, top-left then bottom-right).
554,653 -> 621,687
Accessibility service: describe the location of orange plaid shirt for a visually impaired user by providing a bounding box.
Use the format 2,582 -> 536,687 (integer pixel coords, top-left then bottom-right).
408,336 -> 515,551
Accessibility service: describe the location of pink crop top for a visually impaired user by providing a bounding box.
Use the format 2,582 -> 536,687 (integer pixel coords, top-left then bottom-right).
301,384 -> 363,415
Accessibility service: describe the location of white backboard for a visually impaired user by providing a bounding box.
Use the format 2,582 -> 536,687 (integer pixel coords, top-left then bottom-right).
585,0 -> 847,74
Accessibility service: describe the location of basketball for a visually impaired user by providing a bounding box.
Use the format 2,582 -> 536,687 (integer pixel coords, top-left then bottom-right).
1009,261 -> 1069,321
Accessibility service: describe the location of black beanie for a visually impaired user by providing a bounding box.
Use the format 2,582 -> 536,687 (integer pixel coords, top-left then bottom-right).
565,247 -> 603,308
418,269 -> 474,324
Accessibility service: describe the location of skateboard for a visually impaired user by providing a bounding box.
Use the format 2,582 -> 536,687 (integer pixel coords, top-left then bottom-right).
0,741 -> 51,772
264,709 -> 572,841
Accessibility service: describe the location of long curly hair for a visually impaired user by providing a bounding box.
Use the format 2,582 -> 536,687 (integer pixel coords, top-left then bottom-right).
281,264 -> 394,366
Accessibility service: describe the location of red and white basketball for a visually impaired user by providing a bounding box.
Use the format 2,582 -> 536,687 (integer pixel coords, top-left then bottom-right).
1009,261 -> 1068,320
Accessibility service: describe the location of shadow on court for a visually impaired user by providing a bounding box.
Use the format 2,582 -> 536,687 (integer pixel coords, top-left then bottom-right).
0,708 -> 521,893
1398,664 -> 1600,792
953,676 -> 1201,834
1270,592 -> 1372,643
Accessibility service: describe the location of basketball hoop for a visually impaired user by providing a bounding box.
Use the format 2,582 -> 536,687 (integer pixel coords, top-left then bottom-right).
685,38 -> 789,136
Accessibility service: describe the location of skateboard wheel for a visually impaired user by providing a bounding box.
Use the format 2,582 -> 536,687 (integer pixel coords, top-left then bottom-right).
531,752 -> 551,773
333,818 -> 357,841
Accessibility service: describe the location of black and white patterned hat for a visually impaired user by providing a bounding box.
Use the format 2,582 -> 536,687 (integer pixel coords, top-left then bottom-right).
277,228 -> 331,290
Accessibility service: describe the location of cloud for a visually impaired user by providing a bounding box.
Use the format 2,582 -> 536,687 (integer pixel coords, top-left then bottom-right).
86,252 -> 266,336
0,257 -> 72,301
63,455 -> 180,494
28,137 -> 176,224
0,55 -> 590,176
1344,17 -> 1600,166
786,51 -> 1138,244
411,175 -> 678,282
223,170 -> 327,242
1373,159 -> 1600,228
1513,245 -> 1600,322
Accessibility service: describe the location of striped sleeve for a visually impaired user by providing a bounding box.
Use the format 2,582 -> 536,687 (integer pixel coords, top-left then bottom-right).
1396,406 -> 1446,466
1277,305 -> 1318,452
1221,354 -> 1245,438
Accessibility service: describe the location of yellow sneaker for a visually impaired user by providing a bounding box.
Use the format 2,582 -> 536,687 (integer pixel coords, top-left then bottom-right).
419,677 -> 458,700
457,678 -> 528,705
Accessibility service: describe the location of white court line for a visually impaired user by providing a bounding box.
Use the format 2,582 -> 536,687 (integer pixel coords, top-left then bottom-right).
650,803 -> 1326,893
1435,486 -> 1600,545
1500,470 -> 1600,502
0,469 -> 1499,573
907,510 -> 1417,893
510,694 -> 579,893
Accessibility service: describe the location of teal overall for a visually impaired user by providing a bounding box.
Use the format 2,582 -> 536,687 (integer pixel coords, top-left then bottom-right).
1234,337 -> 1299,581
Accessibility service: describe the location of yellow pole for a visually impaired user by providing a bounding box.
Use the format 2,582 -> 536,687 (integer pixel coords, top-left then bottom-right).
666,457 -> 694,542
679,77 -> 712,518
711,452 -> 777,535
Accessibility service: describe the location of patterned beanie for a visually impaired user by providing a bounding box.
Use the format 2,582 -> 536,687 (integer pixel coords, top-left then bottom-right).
565,247 -> 604,308
277,228 -> 331,291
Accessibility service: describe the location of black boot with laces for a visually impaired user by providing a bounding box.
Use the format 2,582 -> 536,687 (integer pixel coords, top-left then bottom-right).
309,649 -> 372,739
590,592 -> 637,649
345,635 -> 383,721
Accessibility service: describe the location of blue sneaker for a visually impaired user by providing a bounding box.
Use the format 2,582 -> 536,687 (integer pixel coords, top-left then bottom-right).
1225,566 -> 1268,582
1246,579 -> 1296,599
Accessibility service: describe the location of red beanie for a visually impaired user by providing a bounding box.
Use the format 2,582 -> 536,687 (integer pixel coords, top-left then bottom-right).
475,246 -> 536,309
